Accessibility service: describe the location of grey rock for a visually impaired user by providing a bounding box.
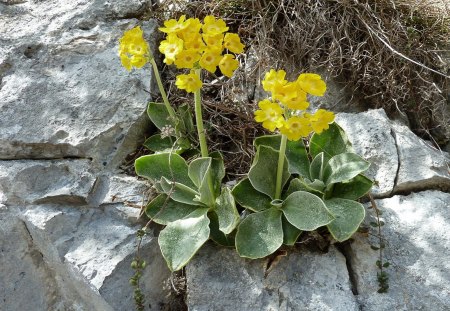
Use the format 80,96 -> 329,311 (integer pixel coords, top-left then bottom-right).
336,109 -> 450,197
0,207 -> 114,311
19,203 -> 172,310
336,109 -> 398,196
0,159 -> 95,205
392,121 -> 450,193
186,244 -> 359,311
0,0 -> 155,168
351,191 -> 450,310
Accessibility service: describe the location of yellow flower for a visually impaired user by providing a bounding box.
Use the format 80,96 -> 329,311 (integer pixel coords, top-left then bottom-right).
174,50 -> 201,69
199,48 -> 222,73
297,73 -> 327,96
175,71 -> 203,93
119,26 -> 150,71
202,15 -> 229,35
159,34 -> 184,65
159,15 -> 190,34
184,33 -> 206,53
223,33 -> 245,54
202,33 -> 224,50
280,116 -> 312,141
254,99 -> 285,132
284,89 -> 309,110
262,69 -> 287,94
308,109 -> 335,133
178,18 -> 202,41
219,54 -> 239,77
272,82 -> 297,106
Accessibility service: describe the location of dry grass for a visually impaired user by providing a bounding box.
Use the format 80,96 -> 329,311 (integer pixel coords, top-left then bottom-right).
148,0 -> 449,176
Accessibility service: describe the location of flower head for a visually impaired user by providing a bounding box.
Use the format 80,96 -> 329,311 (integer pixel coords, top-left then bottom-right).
159,34 -> 184,65
272,82 -> 298,106
262,69 -> 287,94
175,71 -> 203,93
202,15 -> 229,35
199,48 -> 222,73
184,33 -> 206,53
159,15 -> 190,34
119,26 -> 150,71
219,54 -> 239,77
254,99 -> 285,132
280,115 -> 312,141
297,73 -> 327,96
202,33 -> 224,50
177,18 -> 202,40
284,89 -> 309,110
174,49 -> 201,69
224,33 -> 245,54
307,109 -> 335,133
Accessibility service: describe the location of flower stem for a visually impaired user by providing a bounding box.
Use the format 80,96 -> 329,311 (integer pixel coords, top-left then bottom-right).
149,55 -> 177,124
194,69 -> 208,157
275,134 -> 288,200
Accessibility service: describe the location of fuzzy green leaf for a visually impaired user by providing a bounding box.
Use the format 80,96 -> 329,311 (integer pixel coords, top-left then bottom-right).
188,157 -> 215,206
236,208 -> 283,259
143,134 -> 175,153
282,191 -> 334,231
232,178 -> 272,212
159,209 -> 210,271
176,103 -> 195,134
310,152 -> 326,181
254,135 -> 310,176
282,215 -> 302,246
248,145 -> 290,199
145,194 -> 199,225
284,178 -> 323,198
210,152 -> 226,197
209,211 -> 235,247
310,122 -> 353,161
160,177 -> 201,206
135,153 -> 195,189
215,187 -> 239,234
332,174 -> 373,200
324,153 -> 371,185
325,198 -> 366,242
147,102 -> 175,131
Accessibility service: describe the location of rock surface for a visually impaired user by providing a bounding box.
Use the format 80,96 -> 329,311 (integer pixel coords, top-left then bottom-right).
186,244 -> 359,311
1,0 -> 450,310
352,191 -> 450,310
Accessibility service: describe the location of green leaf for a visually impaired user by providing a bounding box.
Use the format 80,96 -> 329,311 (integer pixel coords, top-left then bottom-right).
209,211 -> 235,247
215,187 -> 239,234
188,157 -> 211,188
232,178 -> 272,212
282,215 -> 302,246
282,191 -> 334,231
210,152 -> 226,197
254,135 -> 310,176
135,153 -> 195,189
324,153 -> 371,185
143,134 -> 175,153
160,177 -> 201,206
159,208 -> 210,271
332,174 -> 373,200
145,194 -> 199,225
310,152 -> 326,181
147,102 -> 175,131
235,208 -> 283,259
310,122 -> 353,161
325,198 -> 366,242
177,103 -> 195,135
284,178 -> 323,198
248,145 -> 290,199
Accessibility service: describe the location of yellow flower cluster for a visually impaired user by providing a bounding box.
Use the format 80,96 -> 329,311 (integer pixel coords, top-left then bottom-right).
119,26 -> 150,71
158,15 -> 245,93
255,70 -> 334,141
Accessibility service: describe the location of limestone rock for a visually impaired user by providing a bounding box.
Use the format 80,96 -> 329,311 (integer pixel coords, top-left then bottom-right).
0,0 -> 155,168
352,191 -> 450,310
0,159 -> 95,205
336,109 -> 398,196
186,244 -> 359,311
392,122 -> 450,193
